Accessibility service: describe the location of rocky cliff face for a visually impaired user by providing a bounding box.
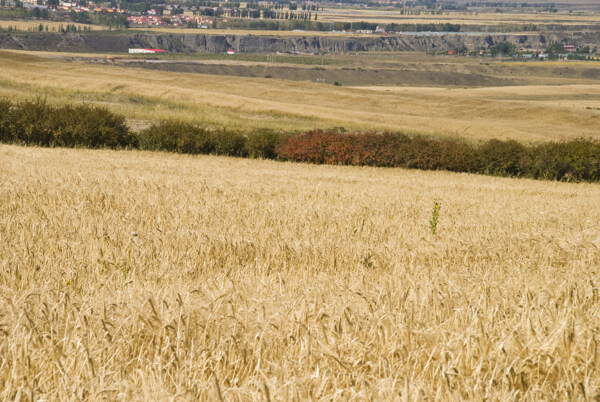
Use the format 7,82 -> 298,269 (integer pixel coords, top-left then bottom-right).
0,31 -> 596,54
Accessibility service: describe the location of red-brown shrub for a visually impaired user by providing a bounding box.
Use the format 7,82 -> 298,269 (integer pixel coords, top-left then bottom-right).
276,130 -> 478,172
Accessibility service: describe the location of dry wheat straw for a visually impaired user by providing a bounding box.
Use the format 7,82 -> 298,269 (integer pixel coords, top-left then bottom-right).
1,144 -> 599,399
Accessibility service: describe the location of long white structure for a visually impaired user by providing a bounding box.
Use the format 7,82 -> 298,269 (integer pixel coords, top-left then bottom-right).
128,48 -> 167,54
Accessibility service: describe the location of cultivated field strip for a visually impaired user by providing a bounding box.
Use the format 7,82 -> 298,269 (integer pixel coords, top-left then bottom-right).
315,8 -> 600,25
1,145 -> 600,399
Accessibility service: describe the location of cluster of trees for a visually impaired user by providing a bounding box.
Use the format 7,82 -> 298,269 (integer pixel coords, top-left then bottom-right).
565,54 -> 596,61
69,11 -> 128,29
224,18 -> 319,31
0,23 -> 91,33
300,4 -> 320,11
170,0 -> 309,8
70,10 -> 92,24
403,0 -> 439,10
194,8 -> 461,30
546,41 -> 566,54
544,42 -> 598,60
0,25 -> 21,32
57,23 -> 87,32
93,13 -> 128,28
545,42 -> 595,55
199,6 -> 317,21
490,41 -> 515,56
0,6 -> 52,20
262,9 -> 315,20
120,0 -> 157,13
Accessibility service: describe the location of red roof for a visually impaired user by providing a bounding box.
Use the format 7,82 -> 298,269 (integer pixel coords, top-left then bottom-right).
145,49 -> 167,52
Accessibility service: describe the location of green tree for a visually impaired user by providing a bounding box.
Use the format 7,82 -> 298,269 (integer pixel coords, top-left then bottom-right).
546,41 -> 564,54
491,41 -> 515,56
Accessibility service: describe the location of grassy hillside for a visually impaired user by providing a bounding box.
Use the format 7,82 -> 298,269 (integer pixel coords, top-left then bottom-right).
1,144 -> 599,399
1,50 -> 600,141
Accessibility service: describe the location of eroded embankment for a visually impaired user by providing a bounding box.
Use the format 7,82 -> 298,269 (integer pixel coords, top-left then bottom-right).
0,31 -> 597,53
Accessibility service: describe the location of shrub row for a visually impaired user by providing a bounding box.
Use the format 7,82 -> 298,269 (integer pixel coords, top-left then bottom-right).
0,99 -> 134,148
136,120 -> 284,159
275,131 -> 479,172
0,100 -> 283,158
1,99 -> 599,183
278,131 -> 600,182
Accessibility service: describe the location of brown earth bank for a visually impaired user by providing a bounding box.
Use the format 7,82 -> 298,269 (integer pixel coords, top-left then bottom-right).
1,31 -> 599,54
104,56 -> 600,86
113,59 -> 517,87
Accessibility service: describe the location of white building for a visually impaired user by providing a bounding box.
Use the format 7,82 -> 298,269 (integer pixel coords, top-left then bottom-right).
129,48 -> 168,54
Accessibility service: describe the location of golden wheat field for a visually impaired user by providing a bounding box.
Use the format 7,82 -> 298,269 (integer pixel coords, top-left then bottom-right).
1,144 -> 600,399
2,50 -> 600,142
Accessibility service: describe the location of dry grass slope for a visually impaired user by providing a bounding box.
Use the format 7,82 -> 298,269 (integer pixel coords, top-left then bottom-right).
1,144 -> 600,399
1,50 -> 600,141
